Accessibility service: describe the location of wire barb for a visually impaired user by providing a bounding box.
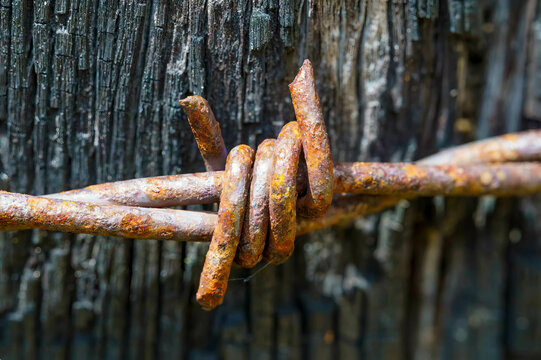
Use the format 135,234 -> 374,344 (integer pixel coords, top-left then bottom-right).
0,59 -> 540,310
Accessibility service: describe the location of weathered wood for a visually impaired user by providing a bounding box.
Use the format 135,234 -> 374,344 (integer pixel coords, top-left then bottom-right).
0,0 -> 540,359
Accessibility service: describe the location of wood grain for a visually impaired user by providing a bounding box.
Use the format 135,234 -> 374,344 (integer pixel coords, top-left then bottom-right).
0,0 -> 540,358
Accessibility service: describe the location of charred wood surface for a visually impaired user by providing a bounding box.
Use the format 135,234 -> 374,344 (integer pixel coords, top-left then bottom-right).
0,0 -> 540,359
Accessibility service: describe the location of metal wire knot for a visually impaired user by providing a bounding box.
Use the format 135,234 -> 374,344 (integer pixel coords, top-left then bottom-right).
1,60 -> 540,310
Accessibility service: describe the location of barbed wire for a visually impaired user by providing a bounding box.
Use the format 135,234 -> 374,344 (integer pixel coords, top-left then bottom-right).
1,60 -> 540,309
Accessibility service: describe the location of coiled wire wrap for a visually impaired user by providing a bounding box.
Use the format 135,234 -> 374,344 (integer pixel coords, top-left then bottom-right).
194,60 -> 335,309
186,61 -> 541,309
0,60 -> 540,310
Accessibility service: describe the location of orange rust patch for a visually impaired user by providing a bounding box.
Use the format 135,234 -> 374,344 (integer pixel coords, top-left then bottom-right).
120,212 -> 152,236
480,171 -> 493,186
289,60 -> 334,218
180,96 -> 228,171
197,145 -> 254,310
265,122 -> 302,265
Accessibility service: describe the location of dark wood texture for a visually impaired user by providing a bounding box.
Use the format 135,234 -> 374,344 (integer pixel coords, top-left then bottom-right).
0,0 -> 540,359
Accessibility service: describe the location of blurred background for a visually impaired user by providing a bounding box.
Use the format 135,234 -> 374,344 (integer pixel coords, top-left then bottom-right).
0,0 -> 540,359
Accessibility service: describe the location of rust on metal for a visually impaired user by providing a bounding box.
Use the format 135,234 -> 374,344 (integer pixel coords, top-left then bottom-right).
0,192 -> 405,244
289,59 -> 334,218
196,145 -> 254,310
40,130 -> 541,209
333,162 -> 541,197
5,161 -> 541,239
235,139 -> 276,268
265,122 -> 302,265
179,95 -> 228,171
1,62 -> 541,311
0,191 -> 216,241
46,172 -> 223,207
44,158 -> 541,209
420,130 -> 541,165
335,129 -> 541,223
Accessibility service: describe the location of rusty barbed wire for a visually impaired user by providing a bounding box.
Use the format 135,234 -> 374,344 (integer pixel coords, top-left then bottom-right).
40,130 -> 541,207
197,145 -> 254,310
265,121 -> 303,265
289,61 -> 334,218
179,95 -> 228,172
36,158 -> 541,206
0,191 -> 217,241
420,130 -> 541,165
236,139 -> 276,268
1,59 -> 540,310
0,192 -> 399,240
332,162 -> 541,196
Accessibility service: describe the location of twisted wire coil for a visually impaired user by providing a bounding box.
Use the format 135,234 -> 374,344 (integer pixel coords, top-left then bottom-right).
195,60 -> 335,310
0,59 -> 540,310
